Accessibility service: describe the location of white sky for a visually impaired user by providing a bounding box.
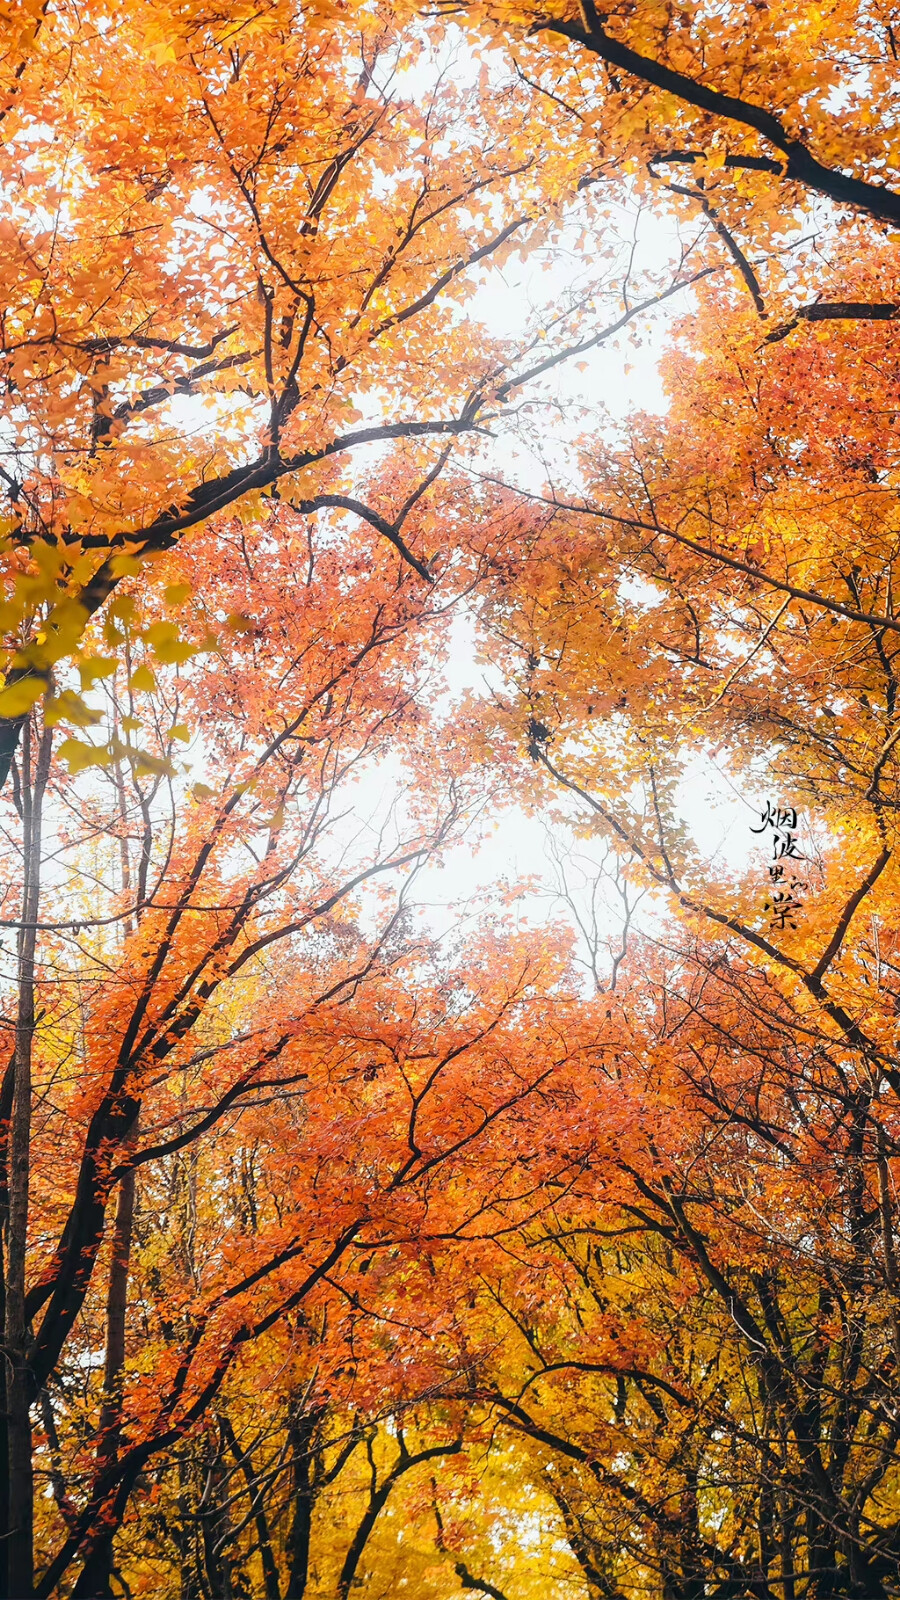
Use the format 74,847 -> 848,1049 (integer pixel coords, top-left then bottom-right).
374,199 -> 803,976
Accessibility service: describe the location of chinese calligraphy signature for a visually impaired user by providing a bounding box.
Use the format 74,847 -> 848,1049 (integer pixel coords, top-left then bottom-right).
751,802 -> 806,930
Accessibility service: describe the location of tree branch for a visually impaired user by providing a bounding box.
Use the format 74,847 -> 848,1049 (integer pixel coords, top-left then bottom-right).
542,16 -> 900,224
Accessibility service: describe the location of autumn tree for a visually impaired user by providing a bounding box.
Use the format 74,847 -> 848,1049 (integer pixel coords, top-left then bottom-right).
0,0 -> 700,771
407,3 -> 900,1595
0,2 -> 710,1592
2,478 -> 619,1599
9,0 -> 900,1596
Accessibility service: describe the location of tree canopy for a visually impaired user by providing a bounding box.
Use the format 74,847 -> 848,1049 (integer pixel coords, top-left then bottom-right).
2,0 -> 900,1596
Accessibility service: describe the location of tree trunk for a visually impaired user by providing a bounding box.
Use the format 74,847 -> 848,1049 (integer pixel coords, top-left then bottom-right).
284,1402 -> 324,1600
0,1051 -> 16,1600
5,718 -> 52,1600
70,750 -> 145,1600
70,1139 -> 138,1599
220,1414 -> 281,1600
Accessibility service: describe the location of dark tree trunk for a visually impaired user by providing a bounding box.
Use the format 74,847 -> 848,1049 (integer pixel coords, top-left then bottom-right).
284,1403 -> 325,1600
5,720 -> 52,1600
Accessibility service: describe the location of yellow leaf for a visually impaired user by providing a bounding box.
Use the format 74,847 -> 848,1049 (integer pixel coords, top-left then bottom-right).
57,737 -> 113,774
169,722 -> 190,742
128,665 -> 156,693
79,655 -> 116,689
31,540 -> 65,580
131,750 -> 174,777
44,691 -> 104,729
44,599 -> 91,656
164,583 -> 192,606
156,638 -> 196,665
0,677 -> 44,717
108,553 -> 145,579
13,575 -> 54,611
143,620 -> 196,665
68,551 -> 96,585
11,640 -> 50,672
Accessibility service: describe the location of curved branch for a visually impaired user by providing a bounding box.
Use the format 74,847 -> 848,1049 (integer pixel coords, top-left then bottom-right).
526,492 -> 900,637
543,13 -> 900,224
654,175 -> 766,315
454,1562 -> 511,1599
0,406 -> 483,790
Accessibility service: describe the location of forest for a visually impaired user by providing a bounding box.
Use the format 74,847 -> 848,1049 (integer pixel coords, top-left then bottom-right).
0,0 -> 899,1594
